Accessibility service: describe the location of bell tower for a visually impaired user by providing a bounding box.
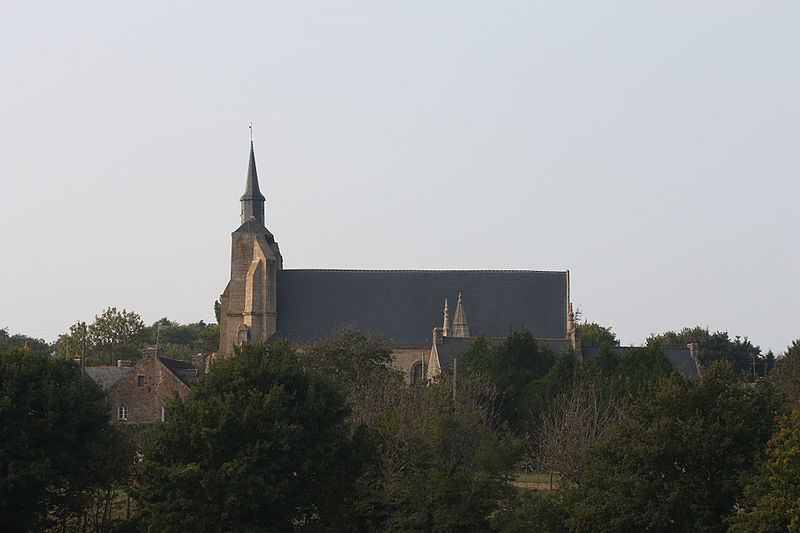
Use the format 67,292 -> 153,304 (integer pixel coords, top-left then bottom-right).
217,141 -> 282,358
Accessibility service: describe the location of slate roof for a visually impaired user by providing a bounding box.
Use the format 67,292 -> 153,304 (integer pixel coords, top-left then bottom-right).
433,338 -> 474,374
275,269 -> 569,346
234,217 -> 274,240
580,346 -> 699,378
158,356 -> 199,387
85,367 -> 130,390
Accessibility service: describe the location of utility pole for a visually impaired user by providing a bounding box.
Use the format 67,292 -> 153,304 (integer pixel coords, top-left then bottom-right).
81,322 -> 86,377
452,358 -> 457,400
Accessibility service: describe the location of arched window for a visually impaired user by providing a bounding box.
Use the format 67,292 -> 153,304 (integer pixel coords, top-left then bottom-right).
411,362 -> 426,384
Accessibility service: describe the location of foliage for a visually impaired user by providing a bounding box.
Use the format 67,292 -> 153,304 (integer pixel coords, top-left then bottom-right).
135,342 -> 355,532
649,326 -> 763,376
490,490 -> 570,533
0,327 -> 49,352
301,327 -> 402,430
536,379 -> 620,485
87,307 -> 146,365
144,318 -> 219,359
730,410 -> 800,532
565,362 -> 781,533
0,346 -> 120,531
462,329 -> 558,431
576,322 -> 619,347
772,339 -> 800,408
355,376 -> 519,532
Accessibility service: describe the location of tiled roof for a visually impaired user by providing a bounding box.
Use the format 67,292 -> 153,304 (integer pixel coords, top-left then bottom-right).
275,270 -> 568,346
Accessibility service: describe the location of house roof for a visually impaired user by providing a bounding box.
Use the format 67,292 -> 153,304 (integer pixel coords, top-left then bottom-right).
580,346 -> 699,378
85,367 -> 130,390
275,269 -> 568,346
158,356 -> 199,387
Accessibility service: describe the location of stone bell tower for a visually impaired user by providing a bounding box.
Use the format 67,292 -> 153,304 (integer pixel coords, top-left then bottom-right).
217,141 -> 282,357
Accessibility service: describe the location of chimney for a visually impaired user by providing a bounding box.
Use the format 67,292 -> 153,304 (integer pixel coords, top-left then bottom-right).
117,360 -> 132,367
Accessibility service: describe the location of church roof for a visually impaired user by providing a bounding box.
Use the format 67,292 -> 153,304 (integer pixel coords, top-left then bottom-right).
275,269 -> 568,346
240,141 -> 265,202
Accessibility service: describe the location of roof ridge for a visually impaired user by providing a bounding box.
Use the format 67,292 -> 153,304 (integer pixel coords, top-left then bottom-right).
280,268 -> 567,273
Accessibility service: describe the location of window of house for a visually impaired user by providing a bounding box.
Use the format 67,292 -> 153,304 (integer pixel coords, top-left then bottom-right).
117,405 -> 128,421
138,376 -> 145,387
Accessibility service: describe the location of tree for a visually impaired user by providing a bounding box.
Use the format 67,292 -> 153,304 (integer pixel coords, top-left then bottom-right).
88,307 -> 146,365
649,326 -> 763,375
772,339 -> 800,407
730,410 -> 800,532
536,379 -> 620,485
576,322 -> 619,347
356,376 -> 519,532
462,329 -> 557,431
135,342 -> 356,531
0,327 -> 49,352
565,362 -> 781,532
0,346 -> 118,531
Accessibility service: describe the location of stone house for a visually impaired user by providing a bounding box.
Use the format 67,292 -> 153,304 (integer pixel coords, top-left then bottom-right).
85,348 -> 206,422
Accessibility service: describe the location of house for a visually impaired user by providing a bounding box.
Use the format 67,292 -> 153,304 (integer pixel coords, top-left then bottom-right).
85,349 -> 207,422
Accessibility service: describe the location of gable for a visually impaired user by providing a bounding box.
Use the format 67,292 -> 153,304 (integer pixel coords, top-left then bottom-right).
275,270 -> 568,345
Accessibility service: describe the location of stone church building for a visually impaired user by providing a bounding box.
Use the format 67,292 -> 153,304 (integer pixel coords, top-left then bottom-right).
215,142 -> 590,381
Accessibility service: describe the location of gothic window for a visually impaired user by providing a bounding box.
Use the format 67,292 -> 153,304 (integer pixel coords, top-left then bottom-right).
117,405 -> 128,421
411,362 -> 426,384
138,376 -> 145,387
161,405 -> 165,422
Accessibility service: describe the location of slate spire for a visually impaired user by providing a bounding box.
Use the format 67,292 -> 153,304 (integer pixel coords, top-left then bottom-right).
240,141 -> 266,225
450,292 -> 470,338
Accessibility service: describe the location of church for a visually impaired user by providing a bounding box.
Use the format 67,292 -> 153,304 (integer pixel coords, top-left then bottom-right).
216,142 -> 698,381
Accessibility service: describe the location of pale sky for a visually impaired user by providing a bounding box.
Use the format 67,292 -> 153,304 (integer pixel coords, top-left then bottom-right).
1,1 -> 798,354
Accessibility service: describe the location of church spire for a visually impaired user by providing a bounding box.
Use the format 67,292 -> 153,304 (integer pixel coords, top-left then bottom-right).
450,292 -> 470,338
240,141 -> 266,225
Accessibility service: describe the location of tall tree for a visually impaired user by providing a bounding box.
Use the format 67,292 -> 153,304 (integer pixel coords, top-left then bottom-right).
566,362 -> 781,532
730,410 -> 800,532
88,307 -> 146,365
577,322 -> 619,347
462,329 -> 557,431
0,346 -> 118,531
772,339 -> 800,407
135,342 -> 356,531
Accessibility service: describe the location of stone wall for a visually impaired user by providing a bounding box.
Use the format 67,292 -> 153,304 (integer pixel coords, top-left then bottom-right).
107,349 -> 190,423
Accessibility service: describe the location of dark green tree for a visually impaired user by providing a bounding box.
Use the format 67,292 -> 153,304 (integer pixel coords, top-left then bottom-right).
730,409 -> 800,532
772,339 -> 800,408
577,322 -> 619,347
462,329 -> 557,431
0,327 -> 49,352
135,342 -> 355,532
357,377 -> 519,532
566,362 -> 781,533
0,346 -> 116,531
649,326 -> 763,375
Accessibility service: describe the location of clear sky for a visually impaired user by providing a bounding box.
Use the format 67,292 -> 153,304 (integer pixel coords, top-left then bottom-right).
1,1 -> 798,353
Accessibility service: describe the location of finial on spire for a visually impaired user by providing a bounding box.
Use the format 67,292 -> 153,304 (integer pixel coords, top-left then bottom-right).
249,121 -> 253,142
